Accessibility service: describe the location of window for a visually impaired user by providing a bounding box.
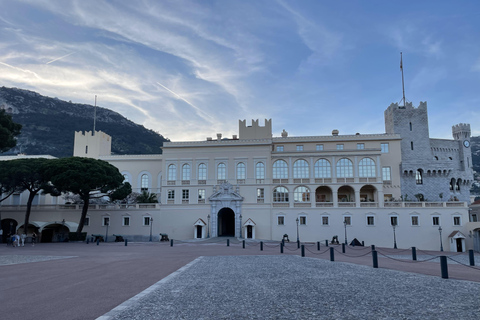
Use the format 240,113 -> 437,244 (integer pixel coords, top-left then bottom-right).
409,122 -> 412,131
322,216 -> 329,225
415,170 -> 423,184
381,143 -> 389,153
293,159 -> 309,179
255,162 -> 265,180
299,216 -> 307,225
432,216 -> 440,226
390,216 -> 398,226
343,216 -> 351,226
198,163 -> 207,180
84,217 -> 90,226
316,144 -> 324,151
273,186 -> 289,202
123,216 -> 130,226
182,164 -> 191,180
358,158 -> 376,177
456,179 -> 461,191
236,162 -> 246,179
144,216 -> 151,226
198,189 -> 205,200
276,145 -> 284,152
453,216 -> 461,226
357,143 -> 365,150
382,167 -> 391,181
257,188 -> 264,202
314,159 -> 331,178
123,174 -> 129,183
336,158 -> 353,178
293,186 -> 310,202
296,145 -> 304,151
103,217 -> 110,226
450,178 -> 455,191
141,174 -> 149,191
411,216 -> 419,226
217,163 -> 226,180
277,216 -> 285,226
272,160 -> 288,179
336,144 -> 344,150
182,189 -> 189,200
471,214 -> 478,222
168,164 -> 176,181
411,141 -> 414,150
167,189 -> 175,200
367,216 -> 375,226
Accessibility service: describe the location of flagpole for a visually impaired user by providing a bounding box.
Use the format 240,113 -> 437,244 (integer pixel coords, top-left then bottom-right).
400,52 -> 406,108
93,95 -> 97,136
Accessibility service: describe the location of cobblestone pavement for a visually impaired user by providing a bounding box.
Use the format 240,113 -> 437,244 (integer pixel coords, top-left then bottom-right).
0,254 -> 76,265
101,255 -> 480,320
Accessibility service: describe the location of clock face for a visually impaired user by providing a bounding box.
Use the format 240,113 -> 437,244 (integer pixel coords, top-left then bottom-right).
463,140 -> 470,148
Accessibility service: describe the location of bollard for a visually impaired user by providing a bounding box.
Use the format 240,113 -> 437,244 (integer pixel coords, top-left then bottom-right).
440,256 -> 448,279
330,247 -> 335,261
301,245 -> 305,257
86,238 -> 89,244
125,239 -> 128,246
362,241 -> 365,246
371,244 -> 375,251
372,250 -> 378,268
96,239 -> 100,245
280,242 -> 284,253
243,240 -> 245,249
325,240 -> 329,247
282,239 -> 285,246
317,241 -> 320,251
412,247 -> 417,261
227,239 -> 230,246
469,250 -> 475,266
170,239 -> 173,247
352,241 -> 355,247
342,243 -> 345,253
297,240 -> 300,249
260,241 -> 263,251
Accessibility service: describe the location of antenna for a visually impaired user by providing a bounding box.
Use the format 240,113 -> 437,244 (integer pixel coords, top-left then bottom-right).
93,95 -> 97,136
400,52 -> 406,108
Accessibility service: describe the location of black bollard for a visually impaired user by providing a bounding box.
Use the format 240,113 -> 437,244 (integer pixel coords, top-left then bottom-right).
125,239 -> 128,246
469,250 -> 475,266
297,240 -> 300,249
282,239 -> 285,246
96,239 -> 100,245
412,247 -> 417,261
260,241 -> 263,251
352,241 -> 355,247
280,242 -> 284,253
301,245 -> 305,257
342,243 -> 345,253
325,240 -> 329,247
317,241 -> 320,251
440,256 -> 448,279
371,244 -> 375,251
227,239 -> 230,246
86,238 -> 89,244
243,240 -> 245,249
330,247 -> 335,261
362,241 -> 365,246
372,250 -> 378,268
170,239 -> 173,247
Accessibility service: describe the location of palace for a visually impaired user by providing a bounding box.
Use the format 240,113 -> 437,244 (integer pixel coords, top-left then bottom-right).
1,101 -> 479,251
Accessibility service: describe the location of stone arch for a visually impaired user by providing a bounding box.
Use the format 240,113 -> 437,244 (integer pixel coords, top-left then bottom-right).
40,222 -> 70,243
315,186 -> 332,203
337,185 -> 355,203
1,218 -> 18,243
360,185 -> 377,202
217,207 -> 235,237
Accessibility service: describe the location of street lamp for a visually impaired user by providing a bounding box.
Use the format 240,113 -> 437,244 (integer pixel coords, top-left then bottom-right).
149,217 -> 153,242
343,219 -> 348,245
438,226 -> 443,252
105,220 -> 109,243
296,217 -> 300,243
392,223 -> 397,249
207,214 -> 210,238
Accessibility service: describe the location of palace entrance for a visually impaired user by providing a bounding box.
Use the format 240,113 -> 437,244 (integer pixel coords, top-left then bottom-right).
218,208 -> 235,236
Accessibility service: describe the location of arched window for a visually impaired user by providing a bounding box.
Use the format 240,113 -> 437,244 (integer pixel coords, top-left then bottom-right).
336,158 -> 353,178
314,159 -> 331,178
141,174 -> 149,191
255,162 -> 265,180
273,186 -> 289,202
273,160 -> 288,179
456,178 -> 461,191
182,164 -> 191,180
123,174 -> 129,183
236,162 -> 246,179
294,186 -> 310,202
358,158 -> 376,177
450,178 -> 455,191
415,169 -> 423,184
217,163 -> 226,180
293,159 -> 309,179
198,163 -> 207,180
168,164 -> 176,181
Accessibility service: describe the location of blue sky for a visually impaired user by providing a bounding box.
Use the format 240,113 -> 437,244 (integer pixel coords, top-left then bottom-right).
0,0 -> 479,141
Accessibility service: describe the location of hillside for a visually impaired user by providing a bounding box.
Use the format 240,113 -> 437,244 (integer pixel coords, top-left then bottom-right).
0,87 -> 168,157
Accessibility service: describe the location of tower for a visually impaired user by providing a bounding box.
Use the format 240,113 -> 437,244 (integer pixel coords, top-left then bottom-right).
73,130 -> 112,158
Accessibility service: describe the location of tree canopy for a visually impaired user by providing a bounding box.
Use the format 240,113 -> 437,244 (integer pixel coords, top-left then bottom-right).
0,109 -> 22,153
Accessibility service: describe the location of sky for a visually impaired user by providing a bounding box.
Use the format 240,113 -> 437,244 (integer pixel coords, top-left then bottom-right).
0,0 -> 479,141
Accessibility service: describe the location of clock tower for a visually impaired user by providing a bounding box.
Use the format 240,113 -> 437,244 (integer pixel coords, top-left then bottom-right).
452,123 -> 472,172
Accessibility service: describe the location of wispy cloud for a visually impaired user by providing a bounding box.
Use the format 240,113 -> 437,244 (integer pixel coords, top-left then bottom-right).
46,52 -> 76,64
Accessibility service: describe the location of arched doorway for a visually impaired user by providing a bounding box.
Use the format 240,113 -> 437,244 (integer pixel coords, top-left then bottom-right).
1,219 -> 18,243
41,223 -> 70,243
218,207 -> 235,237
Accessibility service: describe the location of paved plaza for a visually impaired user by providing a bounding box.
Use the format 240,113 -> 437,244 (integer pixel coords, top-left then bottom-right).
1,240 -> 479,320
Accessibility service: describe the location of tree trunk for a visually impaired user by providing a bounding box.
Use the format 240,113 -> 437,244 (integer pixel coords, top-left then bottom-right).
23,190 -> 37,234
76,195 -> 90,235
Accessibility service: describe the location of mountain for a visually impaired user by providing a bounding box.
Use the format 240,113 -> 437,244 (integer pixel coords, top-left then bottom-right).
0,87 -> 169,157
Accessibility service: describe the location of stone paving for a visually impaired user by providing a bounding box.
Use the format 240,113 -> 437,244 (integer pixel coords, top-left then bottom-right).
0,254 -> 76,265
101,255 -> 480,320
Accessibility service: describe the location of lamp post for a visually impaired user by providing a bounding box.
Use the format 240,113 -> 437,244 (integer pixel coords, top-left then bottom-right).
105,220 -> 109,243
149,217 -> 153,242
438,226 -> 443,252
392,223 -> 397,249
343,219 -> 348,245
296,217 -> 300,243
207,214 -> 210,238
62,219 -> 65,242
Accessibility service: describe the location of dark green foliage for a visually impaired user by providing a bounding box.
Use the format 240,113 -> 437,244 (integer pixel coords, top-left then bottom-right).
0,108 -> 22,153
0,87 -> 169,157
136,190 -> 158,203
